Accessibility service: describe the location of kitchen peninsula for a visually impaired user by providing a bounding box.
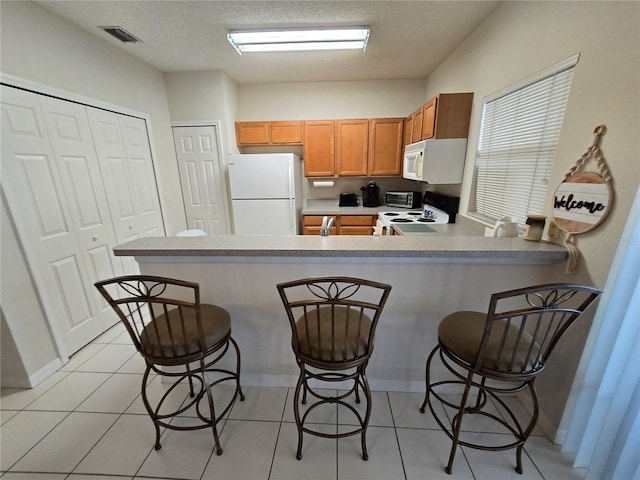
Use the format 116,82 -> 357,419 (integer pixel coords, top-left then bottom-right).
115,233 -> 568,392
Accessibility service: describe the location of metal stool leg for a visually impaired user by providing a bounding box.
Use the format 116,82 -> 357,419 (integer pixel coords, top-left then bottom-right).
141,362 -> 162,451
293,365 -> 306,460
201,357 -> 224,455
420,345 -> 440,414
445,370 -> 474,474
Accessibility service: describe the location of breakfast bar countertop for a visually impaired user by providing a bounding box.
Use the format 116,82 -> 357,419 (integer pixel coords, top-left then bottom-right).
113,226 -> 568,264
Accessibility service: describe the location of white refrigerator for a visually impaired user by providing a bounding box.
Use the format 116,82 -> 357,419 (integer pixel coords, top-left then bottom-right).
227,153 -> 302,234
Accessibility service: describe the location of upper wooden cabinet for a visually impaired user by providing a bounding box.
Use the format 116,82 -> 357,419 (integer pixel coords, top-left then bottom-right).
336,119 -> 369,176
235,121 -> 303,145
304,118 -> 404,178
271,121 -> 304,144
404,92 -> 474,147
423,93 -> 473,139
303,120 -> 335,177
421,97 -> 437,139
368,118 -> 404,176
410,107 -> 423,144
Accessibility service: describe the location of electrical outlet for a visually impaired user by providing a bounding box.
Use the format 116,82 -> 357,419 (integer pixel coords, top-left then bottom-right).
547,220 -> 561,239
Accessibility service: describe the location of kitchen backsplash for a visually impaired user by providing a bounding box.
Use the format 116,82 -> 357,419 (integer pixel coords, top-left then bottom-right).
304,176 -> 426,201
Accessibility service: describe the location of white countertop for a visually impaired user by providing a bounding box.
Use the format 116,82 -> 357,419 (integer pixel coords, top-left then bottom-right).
113,227 -> 567,264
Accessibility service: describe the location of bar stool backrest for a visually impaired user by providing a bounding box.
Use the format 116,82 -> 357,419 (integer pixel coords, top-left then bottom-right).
475,283 -> 601,378
277,276 -> 392,369
95,275 -> 206,364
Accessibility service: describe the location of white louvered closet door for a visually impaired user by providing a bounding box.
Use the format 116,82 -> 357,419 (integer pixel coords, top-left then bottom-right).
1,86 -> 106,355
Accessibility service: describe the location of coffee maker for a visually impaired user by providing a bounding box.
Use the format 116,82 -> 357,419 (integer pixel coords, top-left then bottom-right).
361,181 -> 381,207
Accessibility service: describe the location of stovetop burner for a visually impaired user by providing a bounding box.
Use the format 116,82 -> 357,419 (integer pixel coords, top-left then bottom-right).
383,212 -> 400,217
417,218 -> 435,223
391,218 -> 413,223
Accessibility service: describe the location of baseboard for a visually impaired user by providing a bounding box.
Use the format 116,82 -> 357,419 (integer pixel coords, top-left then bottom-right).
1,358 -> 63,389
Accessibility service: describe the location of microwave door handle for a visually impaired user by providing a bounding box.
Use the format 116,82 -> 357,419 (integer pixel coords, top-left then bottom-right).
406,151 -> 419,173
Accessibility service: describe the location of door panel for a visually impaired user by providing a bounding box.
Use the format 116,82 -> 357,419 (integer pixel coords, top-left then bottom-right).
89,110 -> 140,242
120,115 -> 164,236
172,125 -> 229,234
41,96 -> 123,330
1,86 -> 104,354
90,110 -> 164,242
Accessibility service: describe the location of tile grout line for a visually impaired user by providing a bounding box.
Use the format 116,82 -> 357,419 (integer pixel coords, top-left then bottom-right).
387,391 -> 409,480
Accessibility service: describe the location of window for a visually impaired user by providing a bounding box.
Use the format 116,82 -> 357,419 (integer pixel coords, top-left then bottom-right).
473,54 -> 579,227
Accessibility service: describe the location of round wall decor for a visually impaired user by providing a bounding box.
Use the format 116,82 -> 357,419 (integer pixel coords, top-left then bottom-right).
552,171 -> 612,234
552,125 -> 614,273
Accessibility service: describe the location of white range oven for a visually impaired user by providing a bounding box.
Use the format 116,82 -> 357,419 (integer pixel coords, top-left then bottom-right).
377,191 -> 459,235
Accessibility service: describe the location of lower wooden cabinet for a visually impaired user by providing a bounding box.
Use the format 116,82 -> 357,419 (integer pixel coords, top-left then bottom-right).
338,215 -> 376,235
302,214 -> 375,235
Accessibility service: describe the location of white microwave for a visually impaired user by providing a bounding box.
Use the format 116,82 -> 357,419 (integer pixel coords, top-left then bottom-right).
402,139 -> 467,184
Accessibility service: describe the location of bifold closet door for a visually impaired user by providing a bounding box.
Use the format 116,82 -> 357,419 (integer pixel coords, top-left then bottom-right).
88,109 -> 165,274
1,86 -> 114,355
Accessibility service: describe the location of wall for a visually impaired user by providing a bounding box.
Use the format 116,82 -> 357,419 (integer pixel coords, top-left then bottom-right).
0,1 -> 185,234
236,79 -> 427,120
423,1 -> 640,436
164,70 -> 240,156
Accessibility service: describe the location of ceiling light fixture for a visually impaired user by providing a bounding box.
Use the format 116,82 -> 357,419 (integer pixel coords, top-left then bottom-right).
227,27 -> 370,54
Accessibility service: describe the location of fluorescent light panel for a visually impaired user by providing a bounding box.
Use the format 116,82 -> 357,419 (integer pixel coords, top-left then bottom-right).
227,28 -> 370,53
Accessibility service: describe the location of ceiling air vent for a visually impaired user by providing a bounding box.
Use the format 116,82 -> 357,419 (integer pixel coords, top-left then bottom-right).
98,26 -> 141,43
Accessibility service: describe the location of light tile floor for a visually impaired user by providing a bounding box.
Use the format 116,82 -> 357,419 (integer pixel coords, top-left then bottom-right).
1,323 -> 584,480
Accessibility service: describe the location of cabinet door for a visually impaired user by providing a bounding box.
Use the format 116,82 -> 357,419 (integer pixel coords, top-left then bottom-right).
303,215 -> 336,235
336,119 -> 368,176
368,118 -> 403,176
303,121 -> 335,177
411,107 -> 423,144
421,97 -> 437,139
403,116 -> 413,149
271,121 -> 303,144
235,122 -> 270,145
339,215 -> 375,235
432,93 -> 474,139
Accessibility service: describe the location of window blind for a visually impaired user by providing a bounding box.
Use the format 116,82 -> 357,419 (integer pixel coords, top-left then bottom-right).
474,55 -> 579,227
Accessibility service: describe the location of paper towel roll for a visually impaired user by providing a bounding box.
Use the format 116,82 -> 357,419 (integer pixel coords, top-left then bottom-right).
312,180 -> 335,188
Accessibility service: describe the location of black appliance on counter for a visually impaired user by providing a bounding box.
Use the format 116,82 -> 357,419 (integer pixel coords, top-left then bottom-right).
423,191 -> 460,223
361,181 -> 381,207
339,193 -> 359,207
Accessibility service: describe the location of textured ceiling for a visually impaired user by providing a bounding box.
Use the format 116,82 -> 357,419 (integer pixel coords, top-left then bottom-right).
37,1 -> 499,85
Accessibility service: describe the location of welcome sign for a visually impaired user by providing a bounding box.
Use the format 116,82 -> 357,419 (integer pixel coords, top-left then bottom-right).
552,171 -> 612,234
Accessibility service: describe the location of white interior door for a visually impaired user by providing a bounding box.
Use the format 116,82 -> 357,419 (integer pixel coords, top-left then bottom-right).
172,125 -> 230,234
1,86 -> 104,355
40,96 -> 123,329
89,109 -> 165,274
